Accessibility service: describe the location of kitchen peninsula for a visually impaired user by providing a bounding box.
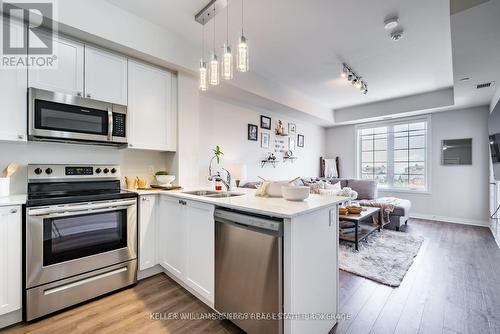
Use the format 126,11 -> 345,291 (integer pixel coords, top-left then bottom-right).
136,188 -> 345,334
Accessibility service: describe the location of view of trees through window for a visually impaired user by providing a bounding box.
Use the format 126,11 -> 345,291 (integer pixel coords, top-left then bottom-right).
359,119 -> 427,190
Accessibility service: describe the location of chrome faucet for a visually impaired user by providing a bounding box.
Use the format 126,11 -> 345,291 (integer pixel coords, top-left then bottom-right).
208,168 -> 231,191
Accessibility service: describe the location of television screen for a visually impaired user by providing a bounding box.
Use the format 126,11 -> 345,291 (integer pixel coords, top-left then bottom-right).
489,102 -> 500,180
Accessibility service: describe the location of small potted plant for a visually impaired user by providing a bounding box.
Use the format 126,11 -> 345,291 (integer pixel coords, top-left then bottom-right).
155,171 -> 175,187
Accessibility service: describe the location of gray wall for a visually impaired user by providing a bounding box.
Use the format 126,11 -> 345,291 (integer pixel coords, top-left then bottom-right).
326,106 -> 490,226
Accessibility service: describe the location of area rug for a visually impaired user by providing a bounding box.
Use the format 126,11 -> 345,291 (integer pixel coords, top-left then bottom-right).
339,230 -> 424,287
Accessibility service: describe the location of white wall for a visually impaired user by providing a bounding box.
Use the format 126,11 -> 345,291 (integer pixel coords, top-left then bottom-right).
196,95 -> 326,185
326,106 -> 490,226
0,141 -> 175,194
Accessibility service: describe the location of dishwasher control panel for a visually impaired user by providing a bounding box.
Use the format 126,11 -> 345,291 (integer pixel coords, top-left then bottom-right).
215,209 -> 283,233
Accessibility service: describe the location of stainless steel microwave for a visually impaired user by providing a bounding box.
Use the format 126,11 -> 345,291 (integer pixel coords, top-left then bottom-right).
28,88 -> 127,146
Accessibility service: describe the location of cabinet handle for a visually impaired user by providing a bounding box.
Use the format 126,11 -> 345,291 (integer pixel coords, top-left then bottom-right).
86,93 -> 91,98
17,135 -> 24,140
141,197 -> 149,201
77,92 -> 82,97
179,200 -> 187,206
10,209 -> 18,214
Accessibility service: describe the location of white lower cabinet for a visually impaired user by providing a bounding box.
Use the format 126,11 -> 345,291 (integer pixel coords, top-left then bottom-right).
158,196 -> 186,278
0,206 -> 22,316
157,196 -> 215,304
139,195 -> 157,271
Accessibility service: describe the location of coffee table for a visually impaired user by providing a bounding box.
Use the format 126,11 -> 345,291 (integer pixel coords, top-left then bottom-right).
339,207 -> 381,251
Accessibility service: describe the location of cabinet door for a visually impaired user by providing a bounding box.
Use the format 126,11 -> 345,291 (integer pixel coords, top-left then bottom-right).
28,33 -> 84,96
84,46 -> 127,105
185,201 -> 215,303
139,195 -> 157,271
128,60 -> 173,151
0,17 -> 27,142
0,206 -> 21,316
158,197 -> 186,278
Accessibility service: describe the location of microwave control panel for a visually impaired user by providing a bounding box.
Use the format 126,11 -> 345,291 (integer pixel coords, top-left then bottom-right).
113,113 -> 126,137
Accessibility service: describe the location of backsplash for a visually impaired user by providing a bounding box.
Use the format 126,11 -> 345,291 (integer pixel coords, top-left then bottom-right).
0,141 -> 176,194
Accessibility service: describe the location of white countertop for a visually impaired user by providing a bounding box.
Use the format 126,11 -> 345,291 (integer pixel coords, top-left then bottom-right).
0,194 -> 27,206
131,187 -> 347,219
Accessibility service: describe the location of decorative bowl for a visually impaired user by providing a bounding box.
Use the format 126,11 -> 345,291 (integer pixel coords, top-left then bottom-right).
281,186 -> 310,201
155,175 -> 175,187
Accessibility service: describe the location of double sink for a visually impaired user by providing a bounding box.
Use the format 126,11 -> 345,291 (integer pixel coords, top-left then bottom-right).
182,190 -> 245,198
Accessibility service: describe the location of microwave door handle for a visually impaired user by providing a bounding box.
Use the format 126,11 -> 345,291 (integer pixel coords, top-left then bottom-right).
108,107 -> 113,141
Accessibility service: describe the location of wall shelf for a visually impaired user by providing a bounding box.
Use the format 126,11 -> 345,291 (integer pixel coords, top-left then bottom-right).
261,160 -> 279,168
283,157 -> 298,163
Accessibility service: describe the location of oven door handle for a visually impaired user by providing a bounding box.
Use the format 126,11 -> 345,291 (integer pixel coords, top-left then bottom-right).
29,205 -> 133,219
27,199 -> 137,216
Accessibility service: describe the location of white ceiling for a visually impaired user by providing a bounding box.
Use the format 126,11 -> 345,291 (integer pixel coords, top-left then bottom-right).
105,0 -> 455,111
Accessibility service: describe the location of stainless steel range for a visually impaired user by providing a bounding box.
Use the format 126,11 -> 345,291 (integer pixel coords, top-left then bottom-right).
24,164 -> 137,321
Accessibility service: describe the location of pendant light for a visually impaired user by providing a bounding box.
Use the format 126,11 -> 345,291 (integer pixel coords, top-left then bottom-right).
199,18 -> 208,91
209,6 -> 220,86
237,0 -> 249,72
222,1 -> 233,80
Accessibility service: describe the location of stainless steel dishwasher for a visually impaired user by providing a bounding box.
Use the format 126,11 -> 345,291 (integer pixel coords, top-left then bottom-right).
215,209 -> 283,334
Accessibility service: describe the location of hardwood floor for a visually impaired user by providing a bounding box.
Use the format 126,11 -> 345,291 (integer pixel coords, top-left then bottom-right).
4,219 -> 500,334
332,219 -> 500,334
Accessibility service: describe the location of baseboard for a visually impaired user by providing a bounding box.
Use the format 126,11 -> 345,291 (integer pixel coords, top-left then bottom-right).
137,265 -> 163,280
0,309 -> 22,329
410,213 -> 489,227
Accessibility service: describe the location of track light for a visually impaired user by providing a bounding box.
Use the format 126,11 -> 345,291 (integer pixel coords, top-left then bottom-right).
340,63 -> 368,95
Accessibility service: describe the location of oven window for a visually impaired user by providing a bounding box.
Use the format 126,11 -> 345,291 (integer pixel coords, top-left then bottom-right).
43,210 -> 127,266
35,100 -> 109,136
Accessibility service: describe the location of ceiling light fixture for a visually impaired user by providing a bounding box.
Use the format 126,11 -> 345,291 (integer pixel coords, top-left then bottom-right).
384,17 -> 399,30
222,1 -> 233,80
199,18 -> 208,91
237,0 -> 249,72
209,6 -> 219,86
341,63 -> 368,95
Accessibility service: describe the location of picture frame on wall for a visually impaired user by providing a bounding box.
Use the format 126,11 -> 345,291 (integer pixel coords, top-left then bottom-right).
298,134 -> 304,147
260,116 -> 272,130
261,132 -> 270,148
248,124 -> 258,141
289,137 -> 296,151
288,123 -> 297,135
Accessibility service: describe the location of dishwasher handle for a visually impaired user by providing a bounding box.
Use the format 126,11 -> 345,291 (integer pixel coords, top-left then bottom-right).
215,209 -> 283,235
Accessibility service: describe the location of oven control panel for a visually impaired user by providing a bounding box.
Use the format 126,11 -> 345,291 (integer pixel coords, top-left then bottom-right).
28,164 -> 121,180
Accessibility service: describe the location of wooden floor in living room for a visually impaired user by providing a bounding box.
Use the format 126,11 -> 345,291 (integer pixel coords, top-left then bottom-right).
332,218 -> 500,334
5,219 -> 500,334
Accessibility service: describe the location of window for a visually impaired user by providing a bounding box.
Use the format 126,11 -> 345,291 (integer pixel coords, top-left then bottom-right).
357,117 -> 429,191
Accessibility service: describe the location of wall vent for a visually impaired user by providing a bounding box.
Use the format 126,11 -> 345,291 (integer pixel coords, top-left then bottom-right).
476,82 -> 494,89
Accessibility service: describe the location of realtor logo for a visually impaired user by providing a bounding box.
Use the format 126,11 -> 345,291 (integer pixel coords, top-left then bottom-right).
1,0 -> 57,68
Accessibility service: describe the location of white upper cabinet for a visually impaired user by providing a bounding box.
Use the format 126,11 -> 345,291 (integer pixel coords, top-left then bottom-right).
28,33 -> 84,96
0,206 -> 22,316
0,17 -> 27,142
128,60 -> 176,151
84,46 -> 128,105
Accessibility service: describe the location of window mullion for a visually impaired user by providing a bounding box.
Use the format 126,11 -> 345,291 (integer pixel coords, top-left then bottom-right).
387,126 -> 395,188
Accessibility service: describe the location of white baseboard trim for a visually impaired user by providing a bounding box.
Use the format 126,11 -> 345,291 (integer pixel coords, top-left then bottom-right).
410,213 -> 489,227
137,265 -> 163,280
0,309 -> 22,329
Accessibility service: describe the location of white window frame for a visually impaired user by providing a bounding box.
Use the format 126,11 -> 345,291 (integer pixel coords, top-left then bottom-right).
355,115 -> 432,194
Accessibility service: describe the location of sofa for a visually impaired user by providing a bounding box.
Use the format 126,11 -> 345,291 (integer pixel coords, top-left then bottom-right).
305,177 -> 411,231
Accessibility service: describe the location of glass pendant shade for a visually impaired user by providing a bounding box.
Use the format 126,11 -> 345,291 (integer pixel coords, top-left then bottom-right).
222,43 -> 233,80
199,59 -> 207,91
237,34 -> 249,72
210,53 -> 219,86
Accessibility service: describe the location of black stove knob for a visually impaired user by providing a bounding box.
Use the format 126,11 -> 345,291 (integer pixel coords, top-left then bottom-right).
45,168 -> 53,175
103,168 -> 109,174
95,168 -> 102,174
34,168 -> 43,175
111,168 -> 117,174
